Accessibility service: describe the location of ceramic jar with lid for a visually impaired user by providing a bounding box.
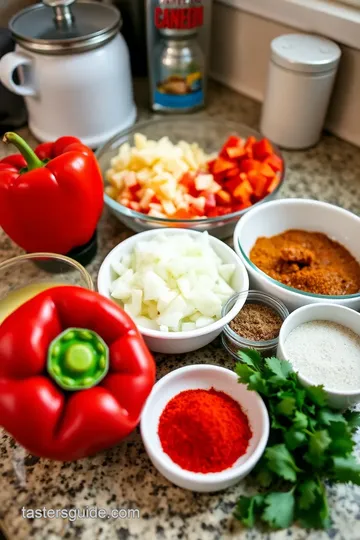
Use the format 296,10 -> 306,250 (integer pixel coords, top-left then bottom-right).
260,34 -> 341,150
0,0 -> 136,148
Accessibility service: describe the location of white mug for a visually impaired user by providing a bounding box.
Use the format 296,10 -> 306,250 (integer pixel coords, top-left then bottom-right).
0,1 -> 136,148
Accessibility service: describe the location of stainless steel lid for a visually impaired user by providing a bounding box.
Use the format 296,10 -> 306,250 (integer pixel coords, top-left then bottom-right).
271,34 -> 341,74
9,0 -> 121,55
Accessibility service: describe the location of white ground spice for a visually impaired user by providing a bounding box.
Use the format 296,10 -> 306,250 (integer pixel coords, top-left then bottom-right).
284,320 -> 360,391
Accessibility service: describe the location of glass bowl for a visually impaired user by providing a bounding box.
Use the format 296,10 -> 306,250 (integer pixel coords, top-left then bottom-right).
96,117 -> 285,239
221,290 -> 289,359
0,253 -> 94,324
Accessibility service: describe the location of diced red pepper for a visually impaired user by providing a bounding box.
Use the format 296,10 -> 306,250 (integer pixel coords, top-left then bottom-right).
265,154 -> 283,173
239,159 -> 259,174
233,201 -> 252,211
233,179 -> 253,203
226,146 -> 246,160
257,163 -> 276,179
225,167 -> 241,178
267,176 -> 280,193
216,189 -> 232,205
173,208 -> 199,219
212,157 -> 237,175
200,191 -> 217,211
220,135 -> 242,157
244,136 -> 256,158
252,138 -> 274,161
248,170 -> 268,198
207,206 -> 233,217
207,159 -> 216,173
129,182 -> 141,196
179,172 -> 198,197
224,175 -> 243,195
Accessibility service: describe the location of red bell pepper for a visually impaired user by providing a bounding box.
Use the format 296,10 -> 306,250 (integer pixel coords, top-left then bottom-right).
0,286 -> 156,461
0,133 -> 104,254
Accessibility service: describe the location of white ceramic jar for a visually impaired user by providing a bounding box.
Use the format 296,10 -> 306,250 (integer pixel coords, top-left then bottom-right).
0,0 -> 136,148
260,34 -> 341,150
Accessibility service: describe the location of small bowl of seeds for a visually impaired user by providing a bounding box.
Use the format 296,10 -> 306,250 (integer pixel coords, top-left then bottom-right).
222,290 -> 289,358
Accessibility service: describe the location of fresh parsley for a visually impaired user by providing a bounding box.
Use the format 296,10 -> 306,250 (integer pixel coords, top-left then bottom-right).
234,349 -> 360,530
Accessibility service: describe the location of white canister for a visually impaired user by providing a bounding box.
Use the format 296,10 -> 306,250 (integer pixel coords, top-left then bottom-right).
0,0 -> 136,148
260,34 -> 341,150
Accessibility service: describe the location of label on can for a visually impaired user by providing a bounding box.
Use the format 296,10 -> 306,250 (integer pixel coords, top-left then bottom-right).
155,70 -> 204,109
154,1 -> 204,31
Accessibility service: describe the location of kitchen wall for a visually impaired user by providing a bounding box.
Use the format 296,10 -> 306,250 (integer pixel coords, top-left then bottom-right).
210,2 -> 360,147
0,0 -> 33,25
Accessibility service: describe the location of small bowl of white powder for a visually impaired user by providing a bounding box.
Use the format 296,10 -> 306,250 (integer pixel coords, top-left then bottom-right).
277,303 -> 360,409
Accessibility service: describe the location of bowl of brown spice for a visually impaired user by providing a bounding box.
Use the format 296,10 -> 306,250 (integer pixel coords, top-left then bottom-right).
222,290 -> 289,358
234,199 -> 360,312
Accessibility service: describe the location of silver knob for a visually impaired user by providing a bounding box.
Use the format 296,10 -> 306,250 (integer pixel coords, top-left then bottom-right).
42,0 -> 76,28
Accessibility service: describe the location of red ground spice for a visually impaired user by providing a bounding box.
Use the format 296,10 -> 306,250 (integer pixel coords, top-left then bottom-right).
158,387 -> 252,473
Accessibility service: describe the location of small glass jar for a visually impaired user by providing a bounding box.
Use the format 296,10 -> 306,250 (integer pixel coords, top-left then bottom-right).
221,290 -> 289,359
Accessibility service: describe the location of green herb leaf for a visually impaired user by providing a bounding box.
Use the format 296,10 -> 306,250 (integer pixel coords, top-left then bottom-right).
305,430 -> 331,468
255,466 -> 274,488
344,410 -> 360,432
248,372 -> 268,395
306,386 -> 328,407
265,444 -> 302,482
328,422 -> 354,456
332,456 -> 360,484
235,362 -> 254,383
265,357 -> 292,379
293,411 -> 308,430
318,409 -> 346,426
276,397 -> 296,417
294,388 -> 306,408
299,482 -> 331,529
271,415 -> 286,431
262,491 -> 295,529
232,350 -> 360,531
238,349 -> 262,371
297,478 -> 319,510
284,429 -> 307,450
234,495 -> 265,527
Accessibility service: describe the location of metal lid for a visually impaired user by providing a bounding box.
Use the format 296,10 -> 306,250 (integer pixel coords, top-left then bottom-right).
9,0 -> 121,55
271,34 -> 341,74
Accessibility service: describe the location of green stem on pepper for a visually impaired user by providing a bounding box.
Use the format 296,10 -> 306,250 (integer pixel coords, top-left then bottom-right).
3,132 -> 44,171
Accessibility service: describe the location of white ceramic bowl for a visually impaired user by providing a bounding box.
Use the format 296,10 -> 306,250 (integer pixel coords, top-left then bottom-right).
233,198 -> 360,312
140,365 -> 269,492
98,228 -> 249,354
277,303 -> 360,409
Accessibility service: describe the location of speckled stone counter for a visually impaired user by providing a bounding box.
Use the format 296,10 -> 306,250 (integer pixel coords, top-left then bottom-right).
0,81 -> 359,540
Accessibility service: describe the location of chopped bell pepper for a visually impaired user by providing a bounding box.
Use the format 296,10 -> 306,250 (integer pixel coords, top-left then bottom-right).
0,133 -> 103,254
252,138 -> 274,161
233,178 -> 253,202
0,286 -> 156,461
265,154 -> 283,173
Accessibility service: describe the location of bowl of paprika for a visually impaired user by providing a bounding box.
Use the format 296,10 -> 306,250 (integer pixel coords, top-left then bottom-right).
140,364 -> 269,492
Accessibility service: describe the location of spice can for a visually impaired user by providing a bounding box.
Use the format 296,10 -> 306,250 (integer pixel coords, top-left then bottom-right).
222,290 -> 289,358
260,34 -> 341,149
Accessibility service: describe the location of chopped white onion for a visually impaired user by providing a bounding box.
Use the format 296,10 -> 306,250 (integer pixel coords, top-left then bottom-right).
110,232 -> 236,332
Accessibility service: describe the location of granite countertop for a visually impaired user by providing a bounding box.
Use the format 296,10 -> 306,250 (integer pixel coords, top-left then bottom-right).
0,81 -> 360,540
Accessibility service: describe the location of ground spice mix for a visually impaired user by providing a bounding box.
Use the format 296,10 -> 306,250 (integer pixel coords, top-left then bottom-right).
158,388 -> 252,473
230,303 -> 283,341
250,229 -> 360,295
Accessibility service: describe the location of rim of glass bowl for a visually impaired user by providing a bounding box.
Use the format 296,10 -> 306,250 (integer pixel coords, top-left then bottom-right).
237,235 -> 360,300
222,290 -> 290,348
97,117 -> 285,226
0,252 -> 94,290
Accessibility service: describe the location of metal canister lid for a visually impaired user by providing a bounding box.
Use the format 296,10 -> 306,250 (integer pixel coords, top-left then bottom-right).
271,34 -> 341,74
9,0 -> 121,55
